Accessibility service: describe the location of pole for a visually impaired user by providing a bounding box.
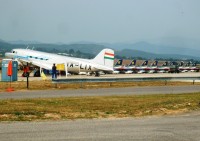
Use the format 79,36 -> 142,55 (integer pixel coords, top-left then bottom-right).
27,62 -> 29,89
65,62 -> 68,78
10,76 -> 11,88
27,75 -> 29,89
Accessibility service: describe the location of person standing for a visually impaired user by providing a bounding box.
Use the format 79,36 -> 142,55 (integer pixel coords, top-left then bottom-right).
52,63 -> 57,79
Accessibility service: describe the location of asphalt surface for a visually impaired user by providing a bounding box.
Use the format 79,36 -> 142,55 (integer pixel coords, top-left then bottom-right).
0,85 -> 200,100
0,111 -> 200,141
1,74 -> 200,141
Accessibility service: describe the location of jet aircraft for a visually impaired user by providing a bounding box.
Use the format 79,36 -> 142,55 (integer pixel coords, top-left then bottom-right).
113,59 -> 123,74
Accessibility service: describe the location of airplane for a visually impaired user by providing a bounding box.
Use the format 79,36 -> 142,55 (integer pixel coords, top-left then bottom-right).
116,60 -> 152,74
126,60 -> 137,69
141,60 -> 148,67
113,59 -> 123,74
151,60 -> 158,67
113,59 -> 126,74
177,61 -> 199,72
5,48 -> 115,77
113,59 -> 123,69
139,60 -> 158,73
136,60 -> 149,73
178,61 -> 189,73
190,62 -> 199,72
187,62 -> 199,72
157,61 -> 170,73
125,60 -> 137,74
114,59 -> 123,67
148,60 -> 158,73
114,59 -> 136,74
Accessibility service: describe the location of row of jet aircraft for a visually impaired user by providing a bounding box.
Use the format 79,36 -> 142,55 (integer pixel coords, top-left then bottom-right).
113,59 -> 199,74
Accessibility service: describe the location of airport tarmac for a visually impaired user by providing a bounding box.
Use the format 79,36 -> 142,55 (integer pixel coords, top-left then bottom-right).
1,72 -> 200,99
1,72 -> 200,81
1,85 -> 200,100
39,72 -> 200,80
0,111 -> 200,141
1,72 -> 200,141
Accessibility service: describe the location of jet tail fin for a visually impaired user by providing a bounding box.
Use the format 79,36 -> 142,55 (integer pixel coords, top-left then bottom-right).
162,61 -> 168,66
92,48 -> 114,69
151,60 -> 158,66
192,62 -> 197,66
141,60 -> 148,66
115,59 -> 123,66
185,62 -> 191,66
129,60 -> 136,66
178,61 -> 184,66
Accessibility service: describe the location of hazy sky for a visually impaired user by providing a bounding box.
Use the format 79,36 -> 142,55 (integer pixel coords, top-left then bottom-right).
0,0 -> 200,46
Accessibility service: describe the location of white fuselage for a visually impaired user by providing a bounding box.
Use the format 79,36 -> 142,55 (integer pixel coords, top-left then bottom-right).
5,49 -> 114,73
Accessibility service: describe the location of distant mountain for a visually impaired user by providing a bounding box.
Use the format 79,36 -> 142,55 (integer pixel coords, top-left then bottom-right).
101,41 -> 200,58
0,40 -> 107,57
0,39 -> 200,60
116,49 -> 155,59
9,40 -> 43,45
116,49 -> 200,60
0,40 -> 18,50
0,39 -> 7,43
31,43 -> 107,55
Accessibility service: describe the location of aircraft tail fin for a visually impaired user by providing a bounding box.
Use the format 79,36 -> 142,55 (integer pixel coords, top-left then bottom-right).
141,60 -> 148,66
169,61 -> 178,66
162,61 -> 168,66
151,60 -> 158,66
178,61 -> 184,66
192,62 -> 197,66
129,60 -> 136,66
185,61 -> 191,66
92,48 -> 114,69
115,59 -> 123,66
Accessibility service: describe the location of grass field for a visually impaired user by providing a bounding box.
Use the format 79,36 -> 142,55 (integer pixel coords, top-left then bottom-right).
0,93 -> 200,121
0,80 -> 199,92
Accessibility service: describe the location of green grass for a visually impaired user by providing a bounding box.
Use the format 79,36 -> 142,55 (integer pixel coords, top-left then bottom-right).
0,93 -> 200,121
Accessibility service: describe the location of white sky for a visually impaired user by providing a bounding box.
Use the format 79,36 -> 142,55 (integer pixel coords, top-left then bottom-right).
0,0 -> 200,47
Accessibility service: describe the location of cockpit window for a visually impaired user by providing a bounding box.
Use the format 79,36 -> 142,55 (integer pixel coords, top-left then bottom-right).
12,50 -> 17,54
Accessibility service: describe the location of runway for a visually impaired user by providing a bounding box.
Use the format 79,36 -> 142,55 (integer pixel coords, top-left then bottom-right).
1,85 -> 200,100
0,111 -> 200,141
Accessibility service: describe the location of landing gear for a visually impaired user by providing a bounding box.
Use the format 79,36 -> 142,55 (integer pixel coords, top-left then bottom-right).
95,72 -> 100,77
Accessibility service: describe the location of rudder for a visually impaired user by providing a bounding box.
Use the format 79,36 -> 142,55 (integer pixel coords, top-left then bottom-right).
129,60 -> 136,66
115,59 -> 123,66
92,49 -> 114,69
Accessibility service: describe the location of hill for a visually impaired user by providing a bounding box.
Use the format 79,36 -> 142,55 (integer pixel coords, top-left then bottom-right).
102,41 -> 200,58
116,49 -> 200,60
0,40 -> 200,60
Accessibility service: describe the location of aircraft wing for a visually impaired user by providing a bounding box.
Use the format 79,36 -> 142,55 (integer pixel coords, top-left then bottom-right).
18,58 -> 52,70
30,60 -> 52,70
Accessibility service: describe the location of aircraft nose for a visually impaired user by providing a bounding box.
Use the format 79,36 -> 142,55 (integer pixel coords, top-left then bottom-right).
5,52 -> 14,58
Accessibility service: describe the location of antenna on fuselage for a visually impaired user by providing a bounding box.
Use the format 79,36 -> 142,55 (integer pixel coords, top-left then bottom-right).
26,45 -> 29,49
32,46 -> 34,50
